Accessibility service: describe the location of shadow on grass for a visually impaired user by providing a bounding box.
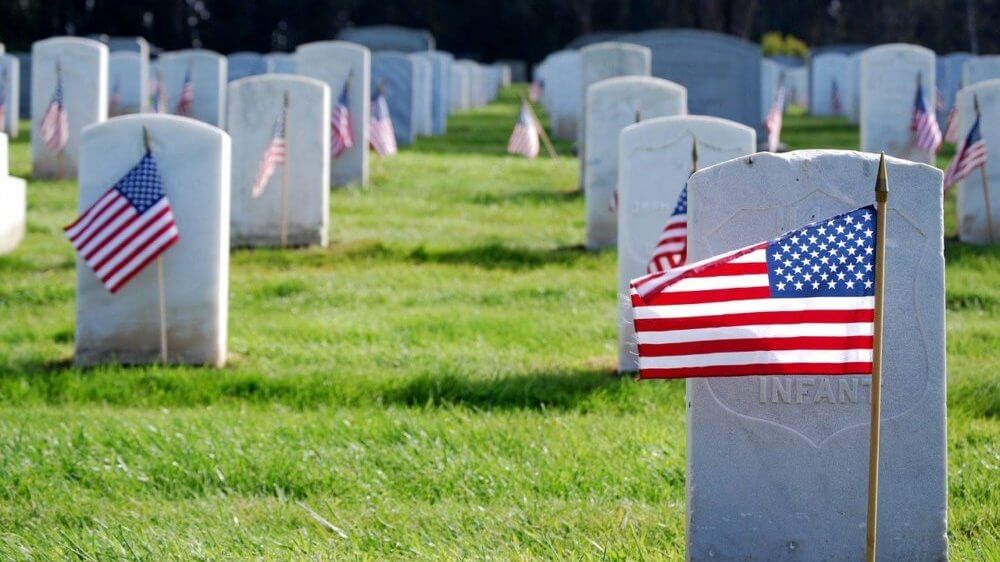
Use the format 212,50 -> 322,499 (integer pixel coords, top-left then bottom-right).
469,188 -> 581,206
408,242 -> 595,270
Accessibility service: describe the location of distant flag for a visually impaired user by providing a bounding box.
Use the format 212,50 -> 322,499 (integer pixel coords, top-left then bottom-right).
0,67 -> 7,133
63,152 -> 179,294
176,66 -> 194,116
506,102 -> 540,158
369,87 -> 398,156
630,205 -> 878,379
529,79 -> 544,103
831,78 -> 842,115
608,190 -> 618,213
251,104 -> 288,198
765,80 -> 786,152
944,105 -> 960,144
150,71 -> 168,114
943,111 -> 987,189
647,184 -> 688,274
934,88 -> 946,112
330,82 -> 354,158
911,79 -> 942,154
40,65 -> 70,153
109,76 -> 122,115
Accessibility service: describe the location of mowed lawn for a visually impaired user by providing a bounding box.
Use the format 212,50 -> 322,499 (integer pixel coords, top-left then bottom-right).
0,88 -> 997,560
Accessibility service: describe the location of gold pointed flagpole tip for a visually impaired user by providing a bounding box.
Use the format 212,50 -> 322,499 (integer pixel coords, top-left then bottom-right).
875,153 -> 888,203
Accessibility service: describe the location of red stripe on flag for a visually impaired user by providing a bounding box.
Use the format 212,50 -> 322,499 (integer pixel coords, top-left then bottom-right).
638,335 -> 874,357
639,361 -> 873,379
633,309 -> 876,332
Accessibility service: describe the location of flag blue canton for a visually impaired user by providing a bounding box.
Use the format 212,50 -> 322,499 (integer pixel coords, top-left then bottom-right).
338,84 -> 350,105
116,153 -> 167,213
765,205 -> 876,299
966,117 -> 982,145
672,185 -> 687,216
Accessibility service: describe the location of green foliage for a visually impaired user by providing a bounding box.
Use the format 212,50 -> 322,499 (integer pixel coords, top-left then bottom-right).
0,88 -> 996,559
761,31 -> 809,59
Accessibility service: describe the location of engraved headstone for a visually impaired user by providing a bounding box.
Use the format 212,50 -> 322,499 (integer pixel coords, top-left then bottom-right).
410,54 -> 433,136
337,25 -> 434,53
0,133 -> 27,255
295,41 -> 370,187
75,115 -> 231,366
785,66 -> 809,107
31,37 -> 108,179
684,150 -> 946,560
371,52 -> 417,146
954,78 -> 1000,244
157,49 -> 227,126
617,116 -> 754,369
534,50 -> 580,140
579,42 -> 651,149
108,51 -> 148,115
449,63 -> 470,113
962,55 -> 1000,87
585,76 -> 687,250
0,55 -> 20,136
227,52 -> 267,82
810,52 -> 850,116
228,75 -> 329,248
618,29 -> 762,132
937,52 -> 972,114
414,51 -> 452,134
860,43 -> 936,163
264,53 -> 296,74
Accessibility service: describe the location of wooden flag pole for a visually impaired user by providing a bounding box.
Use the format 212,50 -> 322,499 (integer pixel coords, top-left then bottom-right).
865,152 -> 889,562
973,95 -> 995,243
143,126 -> 169,365
521,93 -> 557,158
280,91 -> 290,248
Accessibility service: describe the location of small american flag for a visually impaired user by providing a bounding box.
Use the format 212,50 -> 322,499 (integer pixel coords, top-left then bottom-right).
64,152 -> 179,294
647,184 -> 688,274
764,82 -> 786,152
944,105 -> 960,144
912,80 -> 942,154
831,78 -> 841,115
630,205 -> 877,379
331,82 -> 354,158
507,102 -> 539,158
529,79 -> 544,103
369,89 -> 398,156
40,67 -> 70,153
150,71 -> 168,114
176,67 -> 194,116
251,105 -> 288,198
0,67 -> 7,134
109,76 -> 122,115
943,112 -> 987,189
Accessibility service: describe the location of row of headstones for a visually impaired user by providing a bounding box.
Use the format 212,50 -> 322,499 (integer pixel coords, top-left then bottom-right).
607,112 -> 946,559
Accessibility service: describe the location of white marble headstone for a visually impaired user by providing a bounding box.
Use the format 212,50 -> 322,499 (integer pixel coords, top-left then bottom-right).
227,52 -> 267,82
410,54 -> 433,136
0,133 -> 26,255
760,59 -> 782,122
0,55 -> 20,136
683,150 -> 946,560
954,79 -> 1000,244
535,50 -> 580,140
227,75 -> 330,248
31,37 -> 108,179
785,66 -> 809,107
265,53 -> 296,74
295,41 -> 370,187
578,42 -> 651,151
844,53 -> 862,123
616,116 -> 754,370
449,64 -> 470,113
962,55 -> 1000,87
860,43 -> 936,163
157,49 -> 227,126
811,52 -> 850,116
937,52 -> 972,114
109,51 -> 148,115
13,52 -> 30,119
584,76 -> 687,250
75,115 -> 230,366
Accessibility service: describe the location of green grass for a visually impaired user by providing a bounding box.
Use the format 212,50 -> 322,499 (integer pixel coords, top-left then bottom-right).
0,88 -> 997,560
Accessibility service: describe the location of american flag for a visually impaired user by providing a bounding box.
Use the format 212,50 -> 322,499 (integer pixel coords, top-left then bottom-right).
943,112 -> 987,189
507,102 -> 539,158
331,82 -> 354,158
40,67 -> 70,153
251,106 -> 288,198
109,76 -> 122,115
0,67 -> 7,134
529,79 -> 544,103
764,82 -> 786,152
911,80 -> 942,154
630,205 -> 876,379
64,152 -> 179,294
944,105 -> 960,144
831,78 -> 841,115
647,184 -> 688,274
934,88 -> 946,112
150,71 -> 168,114
176,67 -> 194,116
369,89 -> 398,156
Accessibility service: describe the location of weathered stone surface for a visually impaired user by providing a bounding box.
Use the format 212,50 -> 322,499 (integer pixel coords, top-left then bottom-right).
962,55 -> 1000,87
810,52 -> 850,116
295,41 -> 369,187
157,49 -> 227,126
371,52 -> 417,146
227,75 -> 329,248
584,76 -> 686,250
109,51 -> 148,115
616,116 -> 754,370
684,150 -> 946,561
337,25 -> 434,53
955,78 -> 1000,244
534,50 -> 580,140
410,55 -> 433,136
860,43 -> 936,163
31,37 -> 108,179
0,55 -> 20,136
618,29 -> 762,132
227,52 -> 267,82
75,115 -> 231,367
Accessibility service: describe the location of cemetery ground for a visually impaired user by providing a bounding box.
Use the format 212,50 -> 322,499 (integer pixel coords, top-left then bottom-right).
0,89 -> 997,560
